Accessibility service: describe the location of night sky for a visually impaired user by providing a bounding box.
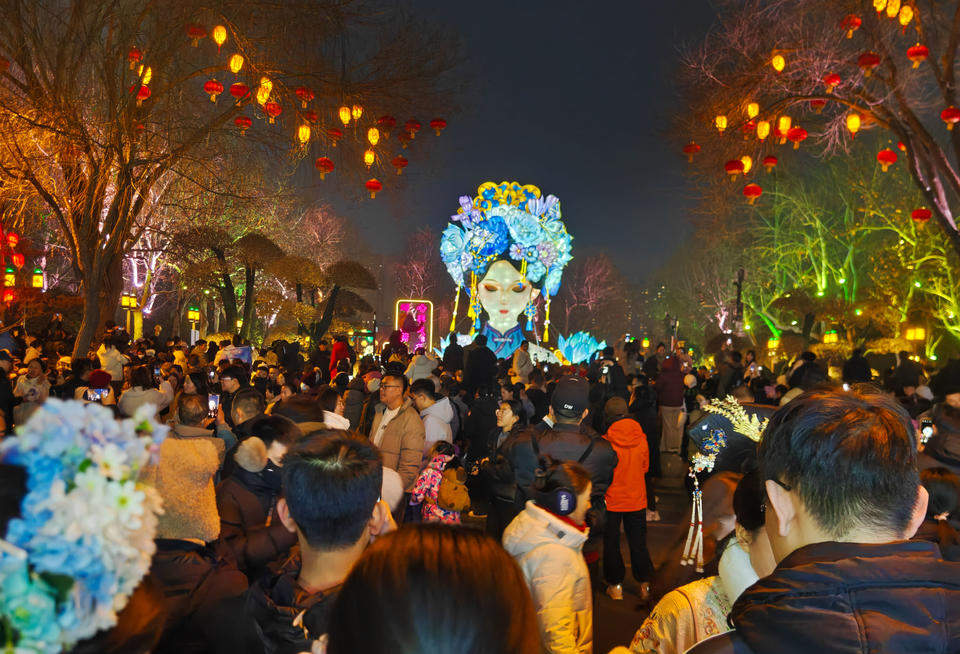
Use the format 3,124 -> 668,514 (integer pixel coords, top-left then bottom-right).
327,0 -> 717,286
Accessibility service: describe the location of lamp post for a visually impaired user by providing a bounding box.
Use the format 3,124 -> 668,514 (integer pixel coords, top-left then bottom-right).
121,292 -> 138,334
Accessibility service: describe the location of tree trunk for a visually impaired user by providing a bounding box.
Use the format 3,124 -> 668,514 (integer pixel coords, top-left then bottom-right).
72,256 -> 123,358
241,266 -> 256,340
309,284 -> 340,346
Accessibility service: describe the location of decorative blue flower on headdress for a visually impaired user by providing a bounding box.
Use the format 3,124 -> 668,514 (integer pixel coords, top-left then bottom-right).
439,181 -> 574,296
558,331 -> 607,365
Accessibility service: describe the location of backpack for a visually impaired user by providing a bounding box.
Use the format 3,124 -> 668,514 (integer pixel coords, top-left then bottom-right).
437,467 -> 471,512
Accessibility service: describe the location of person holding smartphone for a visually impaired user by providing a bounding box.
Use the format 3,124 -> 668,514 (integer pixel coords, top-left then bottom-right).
117,364 -> 174,419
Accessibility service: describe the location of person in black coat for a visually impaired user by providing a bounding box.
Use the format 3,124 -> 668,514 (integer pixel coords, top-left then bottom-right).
842,348 -> 872,384
0,351 -> 15,433
462,334 -> 498,397
442,338 -> 464,374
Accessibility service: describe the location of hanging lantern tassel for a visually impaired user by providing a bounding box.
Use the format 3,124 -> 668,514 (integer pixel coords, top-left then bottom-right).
543,296 -> 552,342
681,474 -> 705,573
450,286 -> 461,334
467,273 -> 481,336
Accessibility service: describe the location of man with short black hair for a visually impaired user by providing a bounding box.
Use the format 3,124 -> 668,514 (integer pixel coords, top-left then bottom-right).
691,387 -> 960,653
207,433 -> 395,654
462,333 -> 498,397
369,373 -> 425,490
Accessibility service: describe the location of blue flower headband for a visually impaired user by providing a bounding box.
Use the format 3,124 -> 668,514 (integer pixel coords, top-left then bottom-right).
440,181 -> 573,297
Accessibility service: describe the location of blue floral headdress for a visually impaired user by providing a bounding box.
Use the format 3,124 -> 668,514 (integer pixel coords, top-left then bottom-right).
440,181 -> 573,340
0,400 -> 167,653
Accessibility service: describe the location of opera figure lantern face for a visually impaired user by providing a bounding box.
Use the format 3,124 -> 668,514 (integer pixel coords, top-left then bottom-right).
477,259 -> 540,334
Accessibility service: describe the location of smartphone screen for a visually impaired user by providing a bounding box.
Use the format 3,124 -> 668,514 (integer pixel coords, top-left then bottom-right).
208,369 -> 216,380
85,388 -> 103,402
208,393 -> 220,417
153,366 -> 161,377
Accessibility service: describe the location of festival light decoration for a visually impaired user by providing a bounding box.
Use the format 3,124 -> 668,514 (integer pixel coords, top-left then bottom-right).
31,268 -> 43,289
846,113 -> 862,137
327,127 -> 343,146
809,99 -> 827,113
128,47 -> 142,69
858,52 -> 881,76
256,77 -> 272,106
873,0 -> 887,13
682,141 -> 701,162
212,25 -> 227,52
746,102 -> 759,119
777,115 -> 792,144
367,127 -> 380,146
264,101 -> 281,123
365,178 -> 383,198
363,149 -> 376,168
911,208 -> 932,225
787,126 -> 808,149
235,115 -> 252,134
302,110 -> 318,124
295,86 -> 315,107
740,156 -> 753,174
3,267 -> 13,286
137,65 -> 152,85
229,54 -> 244,74
899,5 -> 914,27
405,119 -> 422,138
10,254 -> 23,270
762,155 -> 778,172
823,73 -> 841,93
338,105 -> 351,126
743,183 -> 763,204
229,82 -> 248,101
756,120 -> 771,141
905,326 -> 926,341
297,124 -> 311,145
392,155 -> 408,174
771,53 -> 785,73
134,84 -> 150,106
877,148 -> 898,171
907,44 -> 929,68
942,106 -> 960,130
203,79 -> 223,102
187,24 -> 207,47
430,118 -> 448,135
886,0 -> 901,18
725,159 -> 745,180
715,114 -> 728,133
842,14 -> 861,38
6,232 -> 19,249
315,157 -> 334,179
823,330 -> 839,344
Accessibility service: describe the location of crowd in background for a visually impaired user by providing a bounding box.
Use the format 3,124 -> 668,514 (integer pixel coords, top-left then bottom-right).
1,315 -> 960,653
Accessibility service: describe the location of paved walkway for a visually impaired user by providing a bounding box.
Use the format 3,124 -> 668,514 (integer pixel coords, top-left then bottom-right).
594,453 -> 691,653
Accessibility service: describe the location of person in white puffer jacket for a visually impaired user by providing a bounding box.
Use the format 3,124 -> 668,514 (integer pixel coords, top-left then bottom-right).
502,458 -> 594,654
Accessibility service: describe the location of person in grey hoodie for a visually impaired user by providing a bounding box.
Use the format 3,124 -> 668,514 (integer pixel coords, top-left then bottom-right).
410,378 -> 454,457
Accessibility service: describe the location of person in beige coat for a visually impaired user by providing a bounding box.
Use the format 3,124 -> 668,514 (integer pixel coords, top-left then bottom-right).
369,373 -> 425,490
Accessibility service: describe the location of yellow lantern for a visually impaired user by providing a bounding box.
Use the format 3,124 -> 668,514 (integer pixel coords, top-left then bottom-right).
846,113 -> 862,137
138,65 -> 152,85
363,149 -> 375,168
771,54 -> 786,73
338,105 -> 351,126
886,0 -> 900,18
121,293 -> 131,309
228,54 -> 244,74
187,307 -> 201,322
756,120 -> 771,141
256,77 -> 272,106
740,155 -> 753,174
212,25 -> 227,50
641,337 -> 650,349
715,114 -> 728,133
31,268 -> 43,289
297,124 -> 311,145
351,104 -> 363,120
767,338 -> 780,351
873,0 -> 887,12
899,5 -> 914,26
367,127 -> 380,146
3,267 -> 14,287
823,330 -> 839,344
746,102 -> 760,119
777,115 -> 792,143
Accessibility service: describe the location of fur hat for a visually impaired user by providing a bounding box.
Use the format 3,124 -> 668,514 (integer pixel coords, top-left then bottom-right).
234,437 -> 268,473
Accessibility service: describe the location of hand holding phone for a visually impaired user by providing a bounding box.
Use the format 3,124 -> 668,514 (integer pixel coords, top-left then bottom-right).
208,393 -> 220,418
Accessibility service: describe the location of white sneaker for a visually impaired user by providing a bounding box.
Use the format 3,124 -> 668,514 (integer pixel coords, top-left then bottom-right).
605,584 -> 624,600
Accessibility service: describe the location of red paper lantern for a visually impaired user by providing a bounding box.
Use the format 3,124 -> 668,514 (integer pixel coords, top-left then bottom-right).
787,127 -> 808,149
724,159 -> 745,180
857,52 -> 881,76
682,141 -> 701,162
377,115 -> 397,129
2,290 -> 14,305
743,183 -> 763,204
187,25 -> 207,47
404,120 -> 421,138
314,157 -> 334,180
741,120 -> 756,140
203,79 -> 223,102
134,84 -> 150,106
429,118 -> 447,135
326,127 -> 343,146
128,47 -> 143,70
264,101 -> 282,123
911,208 -> 932,225
392,155 -> 409,174
877,148 -> 898,172
907,44 -> 929,69
823,73 -> 842,94
302,110 -> 318,124
229,82 -> 249,101
365,179 -> 383,199
762,155 -> 778,172
942,106 -> 960,130
295,86 -> 315,108
809,99 -> 827,113
235,115 -> 252,134
841,14 -> 862,38
10,253 -> 24,269
398,132 -> 411,149
5,232 -> 19,249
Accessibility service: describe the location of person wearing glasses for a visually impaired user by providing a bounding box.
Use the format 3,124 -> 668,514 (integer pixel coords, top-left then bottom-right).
369,373 -> 425,491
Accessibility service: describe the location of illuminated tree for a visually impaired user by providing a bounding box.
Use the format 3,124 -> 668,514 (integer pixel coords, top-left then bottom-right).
0,0 -> 459,356
680,0 -> 960,259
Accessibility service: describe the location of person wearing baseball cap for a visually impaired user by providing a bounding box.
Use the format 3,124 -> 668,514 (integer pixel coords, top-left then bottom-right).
502,375 -> 617,569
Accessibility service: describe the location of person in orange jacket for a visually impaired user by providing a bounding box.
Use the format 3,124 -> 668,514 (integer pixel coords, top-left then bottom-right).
601,396 -> 654,602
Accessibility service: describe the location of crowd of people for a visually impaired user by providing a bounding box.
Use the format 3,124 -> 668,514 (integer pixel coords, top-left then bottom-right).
2,316 -> 960,653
